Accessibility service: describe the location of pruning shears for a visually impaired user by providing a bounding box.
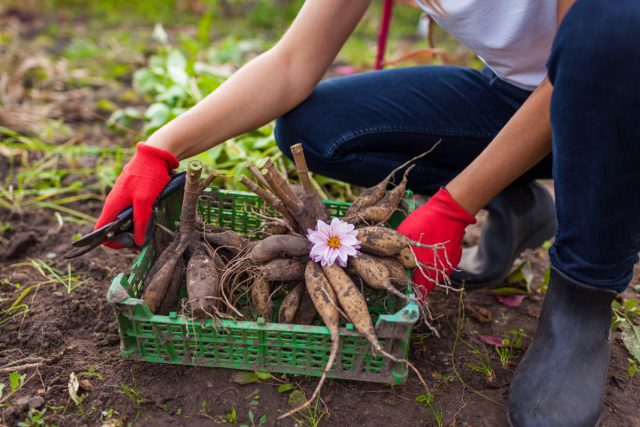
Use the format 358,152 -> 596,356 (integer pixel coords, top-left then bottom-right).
63,172 -> 187,259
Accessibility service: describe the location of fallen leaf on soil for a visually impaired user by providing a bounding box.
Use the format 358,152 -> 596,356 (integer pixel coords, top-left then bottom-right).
464,303 -> 493,323
277,384 -> 295,393
479,335 -> 504,347
508,260 -> 534,292
79,379 -> 92,391
68,372 -> 80,404
254,371 -> 272,380
620,322 -> 640,362
232,372 -> 260,385
232,371 -> 271,385
496,294 -> 526,308
288,389 -> 305,405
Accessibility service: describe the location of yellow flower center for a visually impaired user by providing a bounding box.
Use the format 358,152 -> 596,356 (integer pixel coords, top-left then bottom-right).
327,236 -> 341,249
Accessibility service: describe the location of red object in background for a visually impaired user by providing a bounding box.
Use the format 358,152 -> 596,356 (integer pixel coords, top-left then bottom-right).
375,0 -> 394,70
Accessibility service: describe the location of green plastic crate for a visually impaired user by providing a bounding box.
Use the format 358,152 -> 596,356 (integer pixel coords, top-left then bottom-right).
107,187 -> 419,384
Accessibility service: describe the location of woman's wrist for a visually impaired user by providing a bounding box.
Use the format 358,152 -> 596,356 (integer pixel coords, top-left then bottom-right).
445,179 -> 485,216
146,127 -> 184,160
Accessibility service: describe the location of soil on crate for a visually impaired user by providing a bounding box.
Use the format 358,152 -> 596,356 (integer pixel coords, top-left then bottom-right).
2,211 -> 639,427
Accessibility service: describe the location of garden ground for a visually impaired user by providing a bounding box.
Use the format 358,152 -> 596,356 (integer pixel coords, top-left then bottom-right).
1,3 -> 640,426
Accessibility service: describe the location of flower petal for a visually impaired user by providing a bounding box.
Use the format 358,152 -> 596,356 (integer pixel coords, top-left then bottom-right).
310,242 -> 328,258
308,232 -> 326,245
326,248 -> 339,266
337,250 -> 349,267
342,245 -> 358,257
340,235 -> 359,246
316,220 -> 331,239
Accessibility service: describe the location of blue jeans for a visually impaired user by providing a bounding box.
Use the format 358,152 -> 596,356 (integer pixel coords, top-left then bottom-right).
275,0 -> 640,292
276,66 -> 552,194
546,0 -> 640,293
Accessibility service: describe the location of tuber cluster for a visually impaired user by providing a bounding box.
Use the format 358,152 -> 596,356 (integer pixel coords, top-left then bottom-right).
142,145 -> 440,419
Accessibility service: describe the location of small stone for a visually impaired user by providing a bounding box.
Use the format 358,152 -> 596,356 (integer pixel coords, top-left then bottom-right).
79,379 -> 92,391
13,396 -> 30,409
28,396 -> 45,410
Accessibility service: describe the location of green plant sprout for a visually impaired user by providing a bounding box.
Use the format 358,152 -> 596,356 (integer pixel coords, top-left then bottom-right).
416,393 -> 444,427
26,259 -> 88,294
495,328 -> 527,369
220,407 -> 238,424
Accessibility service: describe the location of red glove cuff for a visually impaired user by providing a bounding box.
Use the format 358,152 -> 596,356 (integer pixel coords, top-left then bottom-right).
136,143 -> 179,170
429,188 -> 477,227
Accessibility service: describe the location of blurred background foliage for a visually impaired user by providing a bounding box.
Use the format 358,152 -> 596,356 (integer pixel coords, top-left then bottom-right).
0,0 -> 475,223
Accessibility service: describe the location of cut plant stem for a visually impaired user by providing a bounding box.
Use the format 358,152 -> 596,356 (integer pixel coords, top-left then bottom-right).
248,162 -> 272,192
240,175 -> 297,228
290,143 -> 328,222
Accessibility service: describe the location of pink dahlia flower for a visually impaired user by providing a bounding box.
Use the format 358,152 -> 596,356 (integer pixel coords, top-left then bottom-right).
307,218 -> 360,267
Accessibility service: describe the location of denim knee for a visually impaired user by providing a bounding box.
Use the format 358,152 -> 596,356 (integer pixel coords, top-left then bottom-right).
274,88 -> 336,163
274,116 -> 296,161
549,0 -> 640,81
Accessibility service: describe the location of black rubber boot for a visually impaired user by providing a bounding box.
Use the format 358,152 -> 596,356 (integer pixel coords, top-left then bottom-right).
451,181 -> 557,288
507,268 -> 616,427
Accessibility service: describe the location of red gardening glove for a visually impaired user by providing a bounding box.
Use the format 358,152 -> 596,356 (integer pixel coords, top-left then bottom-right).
397,188 -> 476,298
95,143 -> 179,248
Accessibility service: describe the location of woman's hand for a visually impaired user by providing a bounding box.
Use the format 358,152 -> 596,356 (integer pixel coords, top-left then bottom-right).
397,188 -> 476,297
94,143 -> 179,248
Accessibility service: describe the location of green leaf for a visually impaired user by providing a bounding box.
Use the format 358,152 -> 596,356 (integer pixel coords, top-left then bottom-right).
416,394 -> 435,406
288,389 -> 305,405
628,358 -> 639,379
277,384 -> 294,393
152,23 -> 168,44
143,103 -> 171,135
259,414 -> 268,425
508,261 -> 534,292
621,322 -> 640,362
167,49 -> 189,87
232,371 -> 260,385
540,267 -> 551,294
197,10 -> 214,46
224,140 -> 247,161
254,371 -> 272,380
133,68 -> 160,94
248,409 -> 255,424
9,371 -> 24,393
206,145 -> 225,163
490,287 -> 529,296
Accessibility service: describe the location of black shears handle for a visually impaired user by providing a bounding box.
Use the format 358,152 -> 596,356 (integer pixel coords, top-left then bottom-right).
63,171 -> 186,258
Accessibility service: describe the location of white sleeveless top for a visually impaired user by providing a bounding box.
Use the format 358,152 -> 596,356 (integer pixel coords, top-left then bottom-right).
416,0 -> 557,90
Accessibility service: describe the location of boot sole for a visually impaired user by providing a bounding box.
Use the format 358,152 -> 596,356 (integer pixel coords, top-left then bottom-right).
456,218 -> 557,290
507,412 -> 601,427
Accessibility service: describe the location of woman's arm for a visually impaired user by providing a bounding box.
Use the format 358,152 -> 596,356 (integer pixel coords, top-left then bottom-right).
147,0 -> 371,159
445,0 -> 576,215
445,79 -> 552,214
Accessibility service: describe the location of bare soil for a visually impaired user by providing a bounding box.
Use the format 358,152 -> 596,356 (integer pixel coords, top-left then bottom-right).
1,209 -> 640,427
2,7 -> 640,427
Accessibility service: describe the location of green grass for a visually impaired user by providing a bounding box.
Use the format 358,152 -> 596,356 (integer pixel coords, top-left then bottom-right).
0,127 -> 130,222
0,260 -> 87,328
